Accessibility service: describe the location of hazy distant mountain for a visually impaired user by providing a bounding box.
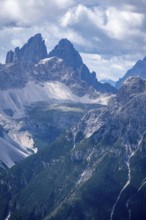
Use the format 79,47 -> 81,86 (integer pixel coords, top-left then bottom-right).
100,79 -> 116,87
1,77 -> 146,220
116,56 -> 146,88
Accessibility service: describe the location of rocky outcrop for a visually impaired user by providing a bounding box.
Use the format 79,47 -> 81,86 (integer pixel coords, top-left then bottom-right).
73,77 -> 146,147
4,34 -> 117,94
49,38 -> 117,94
116,56 -> 146,88
117,76 -> 146,101
48,38 -> 82,69
5,33 -> 48,64
5,50 -> 15,63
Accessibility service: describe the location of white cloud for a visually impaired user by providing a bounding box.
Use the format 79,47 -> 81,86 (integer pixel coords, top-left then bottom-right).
11,39 -> 22,47
81,53 -> 139,81
104,7 -> 144,40
0,0 -> 146,80
0,0 -> 75,27
61,4 -> 144,41
0,0 -> 22,26
61,4 -> 97,27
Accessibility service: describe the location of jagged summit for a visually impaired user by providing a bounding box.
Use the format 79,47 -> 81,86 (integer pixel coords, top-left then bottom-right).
116,56 -> 146,88
5,33 -> 48,64
48,38 -> 117,94
4,34 -> 117,94
48,38 -> 83,69
117,76 -> 146,102
122,76 -> 145,93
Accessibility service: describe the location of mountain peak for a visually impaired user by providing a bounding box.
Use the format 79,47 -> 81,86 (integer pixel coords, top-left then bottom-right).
118,76 -> 146,100
116,55 -> 146,88
123,76 -> 145,93
58,38 -> 74,46
48,38 -> 83,69
5,33 -> 48,64
48,38 -> 117,94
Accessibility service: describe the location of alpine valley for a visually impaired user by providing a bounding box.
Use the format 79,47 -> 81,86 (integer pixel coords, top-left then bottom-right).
0,33 -> 146,220
0,33 -> 116,171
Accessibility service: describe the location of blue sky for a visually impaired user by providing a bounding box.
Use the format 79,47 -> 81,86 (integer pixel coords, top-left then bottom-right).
0,0 -> 146,80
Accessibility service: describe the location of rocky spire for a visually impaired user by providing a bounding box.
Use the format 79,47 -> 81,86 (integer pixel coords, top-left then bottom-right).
48,38 -> 117,94
48,38 -> 83,69
5,33 -> 48,64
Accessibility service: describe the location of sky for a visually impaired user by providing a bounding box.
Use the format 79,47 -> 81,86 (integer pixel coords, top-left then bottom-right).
0,0 -> 146,81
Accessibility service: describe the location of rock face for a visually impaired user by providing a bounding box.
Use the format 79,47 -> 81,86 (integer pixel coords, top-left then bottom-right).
74,77 -> 146,145
3,34 -> 117,96
116,56 -> 146,88
0,77 -> 146,220
49,39 -> 82,69
5,50 -> 14,64
49,39 -> 117,94
117,76 -> 146,101
5,33 -> 48,64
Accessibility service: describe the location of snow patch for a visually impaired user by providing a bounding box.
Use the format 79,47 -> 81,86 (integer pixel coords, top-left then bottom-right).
38,57 -> 63,65
4,211 -> 11,220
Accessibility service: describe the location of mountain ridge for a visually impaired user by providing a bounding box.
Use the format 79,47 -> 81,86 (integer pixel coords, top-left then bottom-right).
48,37 -> 117,94
5,33 -> 48,64
5,33 -> 117,94
0,77 -> 146,220
116,56 -> 146,88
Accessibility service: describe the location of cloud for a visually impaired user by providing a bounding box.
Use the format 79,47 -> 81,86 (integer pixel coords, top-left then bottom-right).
81,53 -> 137,81
59,3 -> 146,61
0,0 -> 22,27
0,0 -> 146,80
61,4 -> 145,43
103,7 -> 144,40
0,0 -> 74,28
